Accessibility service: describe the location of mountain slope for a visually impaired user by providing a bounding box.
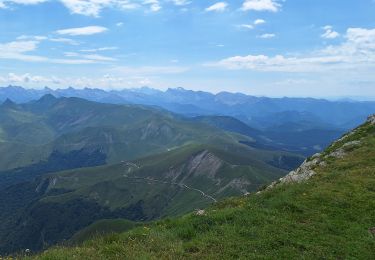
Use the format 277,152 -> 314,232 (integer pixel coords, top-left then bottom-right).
1,86 -> 374,156
0,143 -> 293,254
0,96 -> 307,255
33,115 -> 375,259
0,96 -> 252,171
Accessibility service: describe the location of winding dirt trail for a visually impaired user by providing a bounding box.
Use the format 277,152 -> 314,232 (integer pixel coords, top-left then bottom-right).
123,175 -> 217,203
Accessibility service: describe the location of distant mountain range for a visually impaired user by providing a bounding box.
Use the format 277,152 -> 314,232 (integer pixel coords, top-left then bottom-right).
2,85 -> 375,155
1,86 -> 374,128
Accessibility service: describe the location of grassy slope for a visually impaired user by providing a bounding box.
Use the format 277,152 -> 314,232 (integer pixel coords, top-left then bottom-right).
68,219 -> 139,245
34,120 -> 375,259
0,97 -> 300,172
39,143 -> 287,213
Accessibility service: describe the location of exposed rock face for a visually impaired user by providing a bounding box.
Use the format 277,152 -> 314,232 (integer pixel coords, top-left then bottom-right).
195,209 -> 206,216
166,150 -> 223,183
187,150 -> 223,179
217,177 -> 251,194
263,114 -> 375,192
265,154 -> 322,190
368,114 -> 375,125
328,140 -> 361,159
141,121 -> 173,140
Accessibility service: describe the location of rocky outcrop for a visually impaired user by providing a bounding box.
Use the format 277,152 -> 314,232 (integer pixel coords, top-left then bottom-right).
263,114 -> 375,192
327,140 -> 361,159
166,150 -> 223,183
368,114 -> 375,125
265,153 -> 323,190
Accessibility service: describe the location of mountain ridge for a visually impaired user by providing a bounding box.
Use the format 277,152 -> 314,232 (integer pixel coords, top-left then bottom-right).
2,88 -> 365,155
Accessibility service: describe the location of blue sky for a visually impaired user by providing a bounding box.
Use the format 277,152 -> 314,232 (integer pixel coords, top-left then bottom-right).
0,0 -> 375,98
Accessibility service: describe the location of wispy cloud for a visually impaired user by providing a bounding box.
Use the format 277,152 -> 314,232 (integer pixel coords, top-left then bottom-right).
112,65 -> 189,75
143,0 -> 161,12
0,72 -> 155,90
207,27 -> 375,73
254,19 -> 266,25
257,33 -> 275,39
171,0 -> 191,6
56,26 -> 108,36
82,54 -> 116,61
237,18 -> 266,30
0,40 -> 47,62
0,0 -> 47,9
0,39 -> 107,64
321,25 -> 340,39
80,47 -> 118,52
49,37 -> 80,45
205,2 -> 228,12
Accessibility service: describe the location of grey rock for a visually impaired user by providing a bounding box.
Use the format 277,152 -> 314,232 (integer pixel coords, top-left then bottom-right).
367,114 -> 375,125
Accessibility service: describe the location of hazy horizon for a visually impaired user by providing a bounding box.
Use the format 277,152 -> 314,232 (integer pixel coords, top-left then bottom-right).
2,84 -> 375,101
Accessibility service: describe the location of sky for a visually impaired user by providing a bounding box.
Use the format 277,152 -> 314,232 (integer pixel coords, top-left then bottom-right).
0,0 -> 375,98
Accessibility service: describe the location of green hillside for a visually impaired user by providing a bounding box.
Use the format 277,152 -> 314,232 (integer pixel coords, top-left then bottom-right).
0,96 -> 303,255
0,142 -> 295,254
0,96 -> 300,172
69,219 -> 139,245
32,115 -> 375,259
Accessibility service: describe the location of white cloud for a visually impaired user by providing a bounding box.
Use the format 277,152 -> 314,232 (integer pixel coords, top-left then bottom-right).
254,19 -> 265,25
237,18 -> 265,30
0,40 -> 47,62
208,54 -> 347,72
171,0 -> 191,6
59,0 -> 140,17
16,35 -> 79,45
143,0 -> 161,12
0,39 -> 103,64
112,65 -> 189,75
49,37 -> 79,45
16,35 -> 48,41
0,73 -> 50,84
205,2 -> 228,12
56,26 -> 108,36
64,52 -> 79,57
0,72 -> 155,90
80,46 -> 118,52
0,0 -> 47,8
116,22 -> 124,27
258,33 -> 275,39
238,24 -> 254,30
51,59 -> 96,64
82,54 -> 116,61
242,0 -> 281,12
321,25 -> 340,39
59,0 -> 111,17
3,0 -> 46,4
0,0 -> 165,15
207,27 -> 375,73
64,51 -> 116,61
